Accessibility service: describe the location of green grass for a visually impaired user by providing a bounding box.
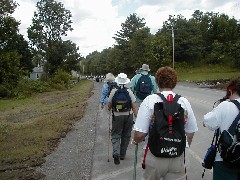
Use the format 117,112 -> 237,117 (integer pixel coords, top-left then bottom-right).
177,65 -> 240,81
0,80 -> 93,179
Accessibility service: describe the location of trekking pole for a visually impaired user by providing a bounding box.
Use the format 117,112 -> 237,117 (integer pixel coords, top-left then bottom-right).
107,111 -> 111,162
133,144 -> 138,180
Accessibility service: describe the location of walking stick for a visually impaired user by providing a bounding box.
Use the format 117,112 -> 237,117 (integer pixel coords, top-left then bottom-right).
107,111 -> 111,162
133,144 -> 138,180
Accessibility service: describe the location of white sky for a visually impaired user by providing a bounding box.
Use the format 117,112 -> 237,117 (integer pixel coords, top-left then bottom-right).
13,0 -> 240,57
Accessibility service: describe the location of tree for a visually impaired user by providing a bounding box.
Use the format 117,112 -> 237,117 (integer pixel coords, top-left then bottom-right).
0,0 -> 17,15
113,13 -> 147,74
28,0 -> 74,75
113,13 -> 146,46
0,0 -> 33,85
128,28 -> 153,74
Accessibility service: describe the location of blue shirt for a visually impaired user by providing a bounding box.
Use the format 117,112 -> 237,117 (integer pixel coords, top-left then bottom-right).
130,71 -> 158,103
100,81 -> 116,105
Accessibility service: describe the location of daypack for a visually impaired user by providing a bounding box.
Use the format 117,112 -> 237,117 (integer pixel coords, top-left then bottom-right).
112,87 -> 132,112
148,93 -> 186,158
135,74 -> 153,100
107,81 -> 118,97
217,100 -> 240,168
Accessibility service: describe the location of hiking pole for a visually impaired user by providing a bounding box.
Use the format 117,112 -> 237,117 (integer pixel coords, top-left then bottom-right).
107,111 -> 111,162
133,144 -> 138,180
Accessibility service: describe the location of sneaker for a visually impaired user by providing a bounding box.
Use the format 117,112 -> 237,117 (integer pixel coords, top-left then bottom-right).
113,154 -> 120,165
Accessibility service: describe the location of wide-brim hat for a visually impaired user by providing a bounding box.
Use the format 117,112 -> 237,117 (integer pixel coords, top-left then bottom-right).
104,73 -> 115,82
115,73 -> 130,85
140,64 -> 150,71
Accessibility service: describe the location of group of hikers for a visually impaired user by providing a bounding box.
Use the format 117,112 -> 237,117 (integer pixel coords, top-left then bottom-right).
99,64 -> 240,180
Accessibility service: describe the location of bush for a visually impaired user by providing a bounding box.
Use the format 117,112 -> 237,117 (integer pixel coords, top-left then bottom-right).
9,78 -> 52,98
50,69 -> 72,88
0,84 -> 11,98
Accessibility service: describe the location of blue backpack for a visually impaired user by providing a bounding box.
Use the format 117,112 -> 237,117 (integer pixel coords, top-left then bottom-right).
112,87 -> 132,112
135,74 -> 153,100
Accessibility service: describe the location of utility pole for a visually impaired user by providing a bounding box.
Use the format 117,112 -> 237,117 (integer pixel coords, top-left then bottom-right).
171,26 -> 175,69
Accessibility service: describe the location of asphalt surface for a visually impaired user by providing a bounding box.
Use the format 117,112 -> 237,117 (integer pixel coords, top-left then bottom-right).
37,80 -> 225,180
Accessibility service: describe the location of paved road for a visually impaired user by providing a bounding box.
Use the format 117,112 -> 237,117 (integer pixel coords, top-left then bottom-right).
91,81 -> 226,180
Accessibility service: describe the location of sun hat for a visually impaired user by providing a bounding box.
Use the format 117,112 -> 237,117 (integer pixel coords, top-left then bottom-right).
140,64 -> 150,71
104,73 -> 115,82
115,73 -> 130,85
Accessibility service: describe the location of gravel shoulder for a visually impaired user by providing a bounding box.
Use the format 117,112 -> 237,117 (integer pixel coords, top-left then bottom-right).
36,82 -> 102,180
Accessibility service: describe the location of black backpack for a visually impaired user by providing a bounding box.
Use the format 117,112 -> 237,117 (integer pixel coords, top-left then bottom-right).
107,81 -> 118,97
135,74 -> 153,100
217,100 -> 240,168
148,93 -> 186,158
112,87 -> 132,112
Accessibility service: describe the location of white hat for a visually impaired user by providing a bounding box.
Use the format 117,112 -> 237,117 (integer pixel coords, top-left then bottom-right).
115,73 -> 130,85
104,73 -> 115,82
140,64 -> 150,71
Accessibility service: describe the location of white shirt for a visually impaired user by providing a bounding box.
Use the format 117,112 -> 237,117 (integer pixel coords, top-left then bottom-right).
133,91 -> 198,134
203,98 -> 240,161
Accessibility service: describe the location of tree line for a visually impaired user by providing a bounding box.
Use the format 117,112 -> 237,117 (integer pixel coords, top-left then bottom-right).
1,0 -> 240,97
84,12 -> 240,78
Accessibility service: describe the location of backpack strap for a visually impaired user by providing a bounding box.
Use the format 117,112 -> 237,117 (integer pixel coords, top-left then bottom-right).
157,93 -> 181,104
228,100 -> 240,135
157,93 -> 181,134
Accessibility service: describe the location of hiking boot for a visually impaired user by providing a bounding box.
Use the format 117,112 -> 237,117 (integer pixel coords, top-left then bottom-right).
120,155 -> 125,160
113,154 -> 120,165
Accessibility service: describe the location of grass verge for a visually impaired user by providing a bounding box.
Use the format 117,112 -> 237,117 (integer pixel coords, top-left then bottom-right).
0,80 -> 93,179
177,65 -> 240,82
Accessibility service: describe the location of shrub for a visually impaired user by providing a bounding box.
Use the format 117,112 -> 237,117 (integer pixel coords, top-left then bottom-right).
50,69 -> 72,88
0,84 -> 11,98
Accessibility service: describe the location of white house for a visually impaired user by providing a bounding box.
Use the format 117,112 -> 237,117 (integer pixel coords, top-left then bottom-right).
30,66 -> 44,80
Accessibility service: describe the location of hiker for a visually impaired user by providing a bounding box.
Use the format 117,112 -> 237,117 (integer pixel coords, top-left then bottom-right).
203,77 -> 240,180
99,73 -> 116,109
108,73 -> 138,165
130,64 -> 158,107
132,66 -> 198,180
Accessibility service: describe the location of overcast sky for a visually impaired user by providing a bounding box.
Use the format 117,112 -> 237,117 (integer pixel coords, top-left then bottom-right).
13,0 -> 240,57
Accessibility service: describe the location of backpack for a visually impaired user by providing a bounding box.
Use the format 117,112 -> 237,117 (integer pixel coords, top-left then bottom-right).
148,93 -> 186,158
112,87 -> 132,112
135,74 -> 153,100
217,100 -> 240,168
107,81 -> 118,97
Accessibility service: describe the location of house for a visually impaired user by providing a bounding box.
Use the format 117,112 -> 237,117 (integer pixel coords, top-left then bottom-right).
30,66 -> 44,80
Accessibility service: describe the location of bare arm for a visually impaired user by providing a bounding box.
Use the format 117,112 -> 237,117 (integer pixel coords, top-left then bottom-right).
132,102 -> 138,117
132,131 -> 147,144
186,132 -> 194,146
